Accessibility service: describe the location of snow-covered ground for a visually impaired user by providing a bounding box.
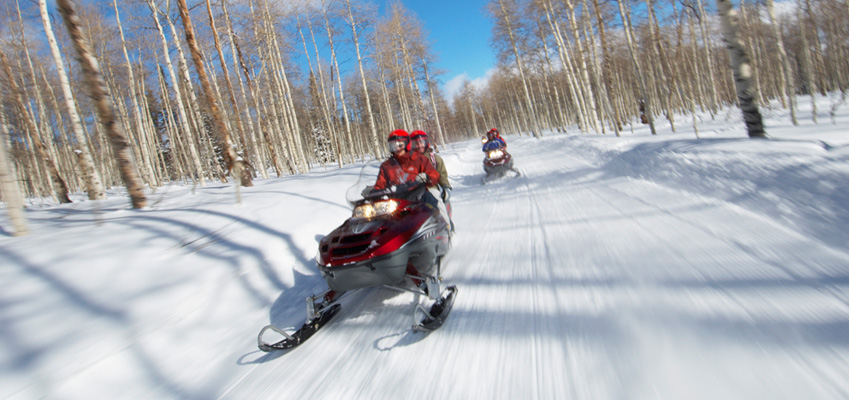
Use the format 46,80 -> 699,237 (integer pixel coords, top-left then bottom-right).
2,95 -> 849,399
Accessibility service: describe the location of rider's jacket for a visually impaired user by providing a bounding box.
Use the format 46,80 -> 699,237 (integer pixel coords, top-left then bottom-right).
482,138 -> 506,152
374,152 -> 439,190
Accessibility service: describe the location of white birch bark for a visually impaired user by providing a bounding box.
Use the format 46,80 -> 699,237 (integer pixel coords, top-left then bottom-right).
222,0 -> 266,178
495,0 -> 542,137
0,108 -> 28,236
766,0 -> 797,125
618,0 -> 656,134
796,3 -> 817,122
1,50 -> 72,203
716,0 -> 766,138
345,0 -> 380,157
56,0 -> 147,207
39,0 -> 105,200
147,0 -> 206,187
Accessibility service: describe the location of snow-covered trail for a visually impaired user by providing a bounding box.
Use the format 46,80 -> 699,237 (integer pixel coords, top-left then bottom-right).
5,120 -> 849,399
225,134 -> 849,399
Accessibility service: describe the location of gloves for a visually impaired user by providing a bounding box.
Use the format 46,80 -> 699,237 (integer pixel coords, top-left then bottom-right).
442,188 -> 451,202
416,172 -> 429,184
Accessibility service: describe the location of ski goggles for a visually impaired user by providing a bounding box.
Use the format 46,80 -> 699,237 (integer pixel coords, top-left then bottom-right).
411,135 -> 429,150
387,138 -> 408,153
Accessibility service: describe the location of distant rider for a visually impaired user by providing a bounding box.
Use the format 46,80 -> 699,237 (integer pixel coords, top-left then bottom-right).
489,128 -> 506,147
482,129 -> 506,152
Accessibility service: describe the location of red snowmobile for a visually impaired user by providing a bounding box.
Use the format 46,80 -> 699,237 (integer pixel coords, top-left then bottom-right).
258,163 -> 457,351
482,140 -> 520,184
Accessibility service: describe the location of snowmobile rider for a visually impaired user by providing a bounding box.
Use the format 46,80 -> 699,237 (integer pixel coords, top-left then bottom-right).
411,130 -> 453,230
482,129 -> 506,152
374,129 -> 440,193
410,130 -> 451,197
321,131 -> 441,306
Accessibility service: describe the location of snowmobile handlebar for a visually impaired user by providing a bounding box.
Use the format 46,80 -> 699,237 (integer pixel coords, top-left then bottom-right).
360,181 -> 425,203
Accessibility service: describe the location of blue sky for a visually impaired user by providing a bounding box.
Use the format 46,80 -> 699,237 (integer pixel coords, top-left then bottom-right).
29,0 -> 493,102
373,0 -> 496,100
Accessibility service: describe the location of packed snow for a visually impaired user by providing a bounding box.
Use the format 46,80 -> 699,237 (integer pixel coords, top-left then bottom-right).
2,95 -> 849,399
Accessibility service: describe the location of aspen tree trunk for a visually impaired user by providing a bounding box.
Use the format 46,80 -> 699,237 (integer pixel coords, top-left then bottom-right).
697,0 -> 719,116
263,8 -> 309,172
592,0 -> 621,133
0,109 -> 29,236
16,11 -> 68,192
39,0 -> 105,200
39,67 -> 79,192
686,11 -> 706,111
537,24 -> 566,132
40,69 -> 76,185
393,53 -> 414,128
344,0 -> 380,158
322,0 -> 355,163
156,60 -> 186,180
646,0 -> 679,132
206,0 -> 251,173
495,0 -> 541,137
378,66 -> 396,128
147,0 -> 205,187
261,1 -> 308,173
673,3 -> 700,136
765,0 -> 797,124
469,99 -> 480,136
302,16 -> 342,167
564,0 -> 602,133
541,0 -> 585,132
738,0 -> 766,105
421,56 -> 446,148
580,1 -> 608,133
808,12 -> 828,94
797,3 -> 817,122
176,0 -> 251,189
618,0 -> 656,134
716,0 -> 766,138
164,9 -> 215,182
56,0 -> 147,207
399,38 -> 427,128
221,0 -> 265,178
245,0 -> 281,173
113,0 -> 159,188
137,74 -> 168,183
1,51 -> 72,203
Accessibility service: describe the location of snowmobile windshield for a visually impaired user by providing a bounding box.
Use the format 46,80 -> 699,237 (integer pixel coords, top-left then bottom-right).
344,159 -> 424,206
345,160 -> 382,206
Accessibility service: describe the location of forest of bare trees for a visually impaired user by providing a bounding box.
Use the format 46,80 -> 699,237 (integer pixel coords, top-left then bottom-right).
1,0 -> 847,217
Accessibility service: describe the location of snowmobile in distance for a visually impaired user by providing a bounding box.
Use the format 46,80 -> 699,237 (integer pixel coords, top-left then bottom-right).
258,163 -> 457,352
482,140 -> 520,184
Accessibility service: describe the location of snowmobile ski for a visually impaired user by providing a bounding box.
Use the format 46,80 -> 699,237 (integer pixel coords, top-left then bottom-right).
413,285 -> 458,332
257,304 -> 341,352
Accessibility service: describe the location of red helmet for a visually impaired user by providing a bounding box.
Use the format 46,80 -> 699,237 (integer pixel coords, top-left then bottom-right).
488,128 -> 499,135
387,129 -> 410,153
410,130 -> 429,152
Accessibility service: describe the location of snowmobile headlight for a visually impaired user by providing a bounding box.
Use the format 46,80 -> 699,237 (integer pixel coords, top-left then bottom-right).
353,200 -> 399,219
487,149 -> 503,159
